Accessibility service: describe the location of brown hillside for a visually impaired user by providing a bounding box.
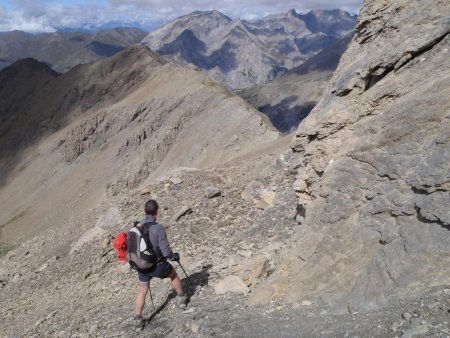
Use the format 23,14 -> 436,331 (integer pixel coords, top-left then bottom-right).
0,44 -> 278,243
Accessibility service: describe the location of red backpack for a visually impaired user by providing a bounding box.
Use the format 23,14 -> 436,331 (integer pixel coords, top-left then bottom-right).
113,231 -> 128,261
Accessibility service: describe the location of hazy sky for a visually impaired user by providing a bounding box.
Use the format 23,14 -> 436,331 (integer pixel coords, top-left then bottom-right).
0,0 -> 364,33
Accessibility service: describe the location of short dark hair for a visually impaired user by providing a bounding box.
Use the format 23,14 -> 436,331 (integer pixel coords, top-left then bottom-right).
145,199 -> 159,216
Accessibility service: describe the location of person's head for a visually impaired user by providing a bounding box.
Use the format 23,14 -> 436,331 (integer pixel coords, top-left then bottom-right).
145,199 -> 159,216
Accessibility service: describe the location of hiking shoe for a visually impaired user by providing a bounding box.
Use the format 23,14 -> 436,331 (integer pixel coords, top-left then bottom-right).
133,315 -> 145,332
176,294 -> 187,309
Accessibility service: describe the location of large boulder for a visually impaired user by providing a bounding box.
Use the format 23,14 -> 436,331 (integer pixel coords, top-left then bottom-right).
214,275 -> 250,295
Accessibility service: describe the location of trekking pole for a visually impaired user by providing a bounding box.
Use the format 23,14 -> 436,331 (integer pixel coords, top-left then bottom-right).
177,261 -> 193,284
148,282 -> 154,308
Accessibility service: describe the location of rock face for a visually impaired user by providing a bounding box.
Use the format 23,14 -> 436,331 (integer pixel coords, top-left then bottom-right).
143,9 -> 356,89
0,27 -> 147,73
250,0 -> 450,312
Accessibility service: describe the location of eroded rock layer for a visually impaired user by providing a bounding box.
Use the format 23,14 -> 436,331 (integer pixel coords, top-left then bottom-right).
250,0 -> 450,313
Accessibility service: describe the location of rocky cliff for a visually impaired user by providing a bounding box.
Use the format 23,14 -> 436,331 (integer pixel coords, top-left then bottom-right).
250,0 -> 450,313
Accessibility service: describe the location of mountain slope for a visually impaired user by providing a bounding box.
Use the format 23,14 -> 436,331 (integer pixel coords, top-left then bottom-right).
250,0 -> 450,313
300,9 -> 356,37
145,10 -> 232,50
0,45 -> 161,165
1,1 -> 450,336
238,70 -> 330,133
0,28 -> 147,72
142,9 -> 357,89
0,45 -> 278,243
0,58 -> 59,124
0,44 -> 287,337
238,33 -> 353,132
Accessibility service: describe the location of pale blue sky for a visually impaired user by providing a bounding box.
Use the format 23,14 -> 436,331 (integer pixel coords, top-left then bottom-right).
0,0 -> 363,33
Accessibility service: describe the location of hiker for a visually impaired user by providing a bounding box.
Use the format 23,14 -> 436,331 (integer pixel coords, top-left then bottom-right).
133,199 -> 186,327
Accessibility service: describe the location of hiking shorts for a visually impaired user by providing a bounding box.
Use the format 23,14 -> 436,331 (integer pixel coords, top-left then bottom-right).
138,261 -> 174,282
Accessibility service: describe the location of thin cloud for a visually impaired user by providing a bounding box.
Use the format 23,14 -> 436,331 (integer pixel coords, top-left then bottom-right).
0,0 -> 363,33
0,4 -> 55,32
109,0 -> 363,16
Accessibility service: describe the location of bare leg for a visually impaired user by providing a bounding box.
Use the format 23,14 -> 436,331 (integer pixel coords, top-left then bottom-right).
134,281 -> 149,317
169,268 -> 184,295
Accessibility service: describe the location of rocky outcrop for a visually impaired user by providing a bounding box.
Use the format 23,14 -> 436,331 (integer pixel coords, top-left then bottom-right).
250,0 -> 450,313
143,9 -> 357,89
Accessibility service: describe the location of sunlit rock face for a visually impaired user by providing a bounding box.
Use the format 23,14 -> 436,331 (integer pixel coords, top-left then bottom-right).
250,0 -> 450,313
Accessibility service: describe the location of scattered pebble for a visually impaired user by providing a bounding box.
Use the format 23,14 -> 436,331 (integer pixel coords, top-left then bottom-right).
191,323 -> 200,333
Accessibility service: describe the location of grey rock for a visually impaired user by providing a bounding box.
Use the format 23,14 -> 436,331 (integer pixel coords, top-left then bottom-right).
427,302 -> 440,310
171,206 -> 193,222
247,188 -> 298,237
403,312 -> 412,322
411,318 -> 422,327
214,275 -> 249,295
415,192 -> 450,225
242,181 -> 265,202
170,176 -> 183,185
89,324 -> 99,335
206,187 -> 221,199
251,0 -> 450,312
12,273 -> 21,283
401,325 -> 429,338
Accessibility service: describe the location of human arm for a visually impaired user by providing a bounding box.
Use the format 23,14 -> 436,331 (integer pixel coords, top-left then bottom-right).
155,224 -> 177,260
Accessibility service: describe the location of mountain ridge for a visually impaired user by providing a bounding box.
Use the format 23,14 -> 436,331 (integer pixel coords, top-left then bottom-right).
0,27 -> 147,73
142,9 -> 357,88
0,44 -> 278,241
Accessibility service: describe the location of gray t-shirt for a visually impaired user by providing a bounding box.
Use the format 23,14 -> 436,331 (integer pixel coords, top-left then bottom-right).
141,215 -> 174,261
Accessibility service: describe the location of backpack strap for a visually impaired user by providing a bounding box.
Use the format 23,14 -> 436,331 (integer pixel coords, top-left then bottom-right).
137,222 -> 156,252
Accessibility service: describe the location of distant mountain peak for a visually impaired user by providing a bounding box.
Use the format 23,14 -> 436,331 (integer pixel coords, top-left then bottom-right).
182,9 -> 232,21
2,58 -> 58,76
143,8 -> 357,88
0,28 -> 147,73
300,8 -> 357,37
229,17 -> 248,29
